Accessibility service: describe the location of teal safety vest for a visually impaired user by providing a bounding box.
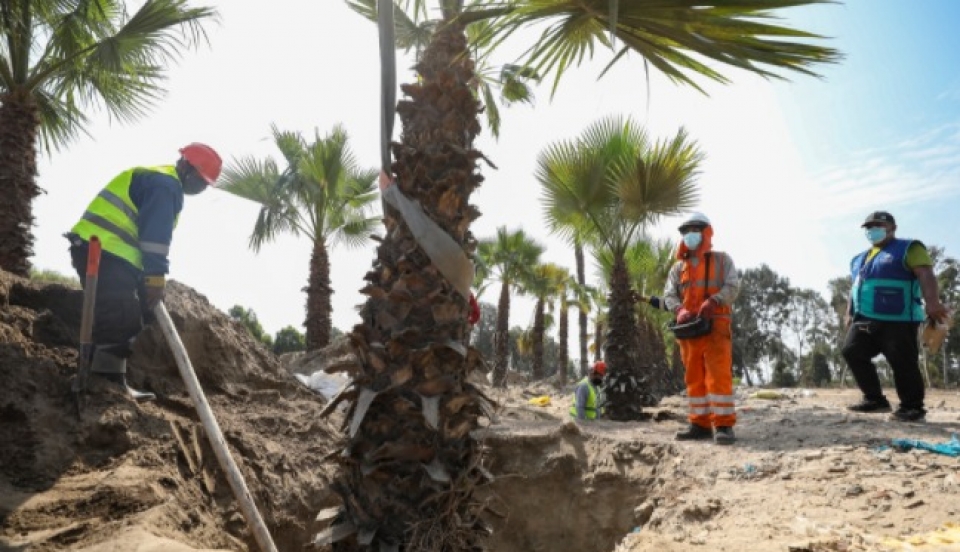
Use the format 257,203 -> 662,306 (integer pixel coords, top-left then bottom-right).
850,238 -> 925,322
569,377 -> 602,420
71,166 -> 180,270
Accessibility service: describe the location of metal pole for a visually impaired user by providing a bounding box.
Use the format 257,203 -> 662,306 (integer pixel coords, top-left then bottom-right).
154,303 -> 279,552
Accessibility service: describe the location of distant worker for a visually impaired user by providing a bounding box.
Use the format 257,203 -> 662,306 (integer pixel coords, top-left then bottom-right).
660,212 -> 741,444
842,211 -> 949,422
570,360 -> 606,421
65,143 -> 223,401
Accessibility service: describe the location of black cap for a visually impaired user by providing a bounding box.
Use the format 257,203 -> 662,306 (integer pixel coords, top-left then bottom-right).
861,211 -> 896,227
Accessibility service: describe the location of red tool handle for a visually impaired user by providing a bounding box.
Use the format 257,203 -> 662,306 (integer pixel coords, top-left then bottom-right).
86,236 -> 102,277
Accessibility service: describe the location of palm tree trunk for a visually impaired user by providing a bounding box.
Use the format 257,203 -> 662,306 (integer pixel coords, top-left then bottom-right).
0,94 -> 41,277
643,316 -> 683,396
594,320 -> 604,363
558,299 -> 569,387
602,254 -> 651,421
532,298 -> 545,380
575,242 -> 588,378
305,238 -> 332,350
330,20 -> 490,552
493,280 -> 510,387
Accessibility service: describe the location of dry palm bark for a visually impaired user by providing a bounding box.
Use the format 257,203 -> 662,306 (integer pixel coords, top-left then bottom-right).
305,239 -> 333,350
492,280 -> 510,387
0,93 -> 40,277
323,21 -> 495,552
603,257 -> 656,420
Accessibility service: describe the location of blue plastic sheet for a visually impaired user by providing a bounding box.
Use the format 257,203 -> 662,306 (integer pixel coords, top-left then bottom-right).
891,434 -> 960,457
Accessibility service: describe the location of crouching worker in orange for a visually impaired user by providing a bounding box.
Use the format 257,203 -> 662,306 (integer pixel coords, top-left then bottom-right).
570,361 -> 606,421
663,213 -> 741,444
65,143 -> 222,401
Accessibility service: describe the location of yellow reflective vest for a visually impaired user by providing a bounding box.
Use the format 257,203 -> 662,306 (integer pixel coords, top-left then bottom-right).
71,166 -> 180,270
569,377 -> 602,420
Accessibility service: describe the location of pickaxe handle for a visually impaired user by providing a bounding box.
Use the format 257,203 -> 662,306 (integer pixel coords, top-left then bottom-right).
73,236 -> 102,416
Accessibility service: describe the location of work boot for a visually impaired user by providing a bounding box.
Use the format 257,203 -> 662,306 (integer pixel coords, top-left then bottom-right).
675,424 -> 713,441
89,349 -> 156,402
90,372 -> 156,402
890,407 -> 926,422
714,426 -> 736,445
847,398 -> 891,413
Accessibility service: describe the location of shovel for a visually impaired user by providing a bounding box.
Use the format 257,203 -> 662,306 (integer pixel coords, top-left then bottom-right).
72,236 -> 101,417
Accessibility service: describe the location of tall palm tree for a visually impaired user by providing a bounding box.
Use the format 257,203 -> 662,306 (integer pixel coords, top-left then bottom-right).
328,1 -> 839,549
476,227 -> 545,386
539,116 -> 702,420
520,262 -> 567,380
554,270 -> 589,387
348,0 -> 540,139
220,125 -> 379,350
588,282 -> 609,366
0,0 -> 217,276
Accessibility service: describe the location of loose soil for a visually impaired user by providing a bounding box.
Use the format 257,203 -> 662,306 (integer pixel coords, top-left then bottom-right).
1,269 -> 958,551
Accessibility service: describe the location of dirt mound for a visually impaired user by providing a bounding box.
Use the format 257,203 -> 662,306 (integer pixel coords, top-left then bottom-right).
0,270 -> 340,551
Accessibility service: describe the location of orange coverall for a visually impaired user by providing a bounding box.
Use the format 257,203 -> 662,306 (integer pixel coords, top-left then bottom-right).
664,226 -> 741,429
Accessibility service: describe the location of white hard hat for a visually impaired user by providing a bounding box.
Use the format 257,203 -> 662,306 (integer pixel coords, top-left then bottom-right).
678,212 -> 710,230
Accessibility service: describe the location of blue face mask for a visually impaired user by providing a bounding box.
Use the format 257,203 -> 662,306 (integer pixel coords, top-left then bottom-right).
865,227 -> 887,245
682,231 -> 702,249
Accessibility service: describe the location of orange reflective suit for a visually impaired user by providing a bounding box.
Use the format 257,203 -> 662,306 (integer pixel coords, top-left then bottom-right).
663,225 -> 740,429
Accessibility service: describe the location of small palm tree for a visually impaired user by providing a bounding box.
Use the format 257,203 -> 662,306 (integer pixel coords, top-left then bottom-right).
220,124 -> 379,350
598,239 -> 683,395
0,0 -> 217,276
539,115 -> 702,420
476,227 -> 545,386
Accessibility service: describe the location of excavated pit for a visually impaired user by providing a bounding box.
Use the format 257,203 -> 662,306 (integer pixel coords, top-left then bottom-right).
478,422 -> 670,552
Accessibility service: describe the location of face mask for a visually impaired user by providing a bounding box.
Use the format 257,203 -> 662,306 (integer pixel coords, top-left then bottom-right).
682,231 -> 702,249
590,376 -> 603,386
182,175 -> 208,196
865,227 -> 887,245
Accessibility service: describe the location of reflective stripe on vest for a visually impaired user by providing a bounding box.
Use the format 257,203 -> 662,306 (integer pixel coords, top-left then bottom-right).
680,252 -> 733,318
569,377 -> 601,419
851,238 -> 924,322
71,166 -> 179,270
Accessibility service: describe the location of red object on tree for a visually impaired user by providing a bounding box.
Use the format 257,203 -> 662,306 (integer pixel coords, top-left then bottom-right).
468,293 -> 480,325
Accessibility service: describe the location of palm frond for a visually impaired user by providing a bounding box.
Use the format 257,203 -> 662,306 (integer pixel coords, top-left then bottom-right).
490,0 -> 840,97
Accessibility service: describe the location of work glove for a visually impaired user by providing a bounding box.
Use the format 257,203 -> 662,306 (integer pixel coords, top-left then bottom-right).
143,275 -> 166,312
699,297 -> 718,318
676,308 -> 694,324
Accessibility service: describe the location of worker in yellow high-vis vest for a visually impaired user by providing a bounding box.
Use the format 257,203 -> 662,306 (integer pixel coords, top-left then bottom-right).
65,143 -> 222,400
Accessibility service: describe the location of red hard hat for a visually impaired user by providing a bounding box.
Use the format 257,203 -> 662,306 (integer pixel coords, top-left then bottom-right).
593,360 -> 606,375
179,142 -> 222,185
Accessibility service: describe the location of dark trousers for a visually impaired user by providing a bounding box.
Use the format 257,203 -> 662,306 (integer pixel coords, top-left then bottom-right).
69,239 -> 147,359
841,317 -> 923,409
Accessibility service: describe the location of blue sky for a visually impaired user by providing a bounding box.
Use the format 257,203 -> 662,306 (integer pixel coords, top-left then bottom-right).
30,1 -> 960,354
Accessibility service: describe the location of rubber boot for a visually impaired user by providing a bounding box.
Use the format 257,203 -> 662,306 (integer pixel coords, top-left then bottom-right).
90,350 -> 156,402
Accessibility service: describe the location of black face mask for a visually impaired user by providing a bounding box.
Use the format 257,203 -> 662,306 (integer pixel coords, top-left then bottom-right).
590,376 -> 603,386
182,175 -> 207,195
177,159 -> 208,195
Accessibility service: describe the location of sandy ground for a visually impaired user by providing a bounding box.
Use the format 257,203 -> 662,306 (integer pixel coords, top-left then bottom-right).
481,384 -> 960,552
2,269 -> 959,552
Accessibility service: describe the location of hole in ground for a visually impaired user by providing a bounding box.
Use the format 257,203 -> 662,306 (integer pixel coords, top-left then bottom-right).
477,421 -> 669,552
